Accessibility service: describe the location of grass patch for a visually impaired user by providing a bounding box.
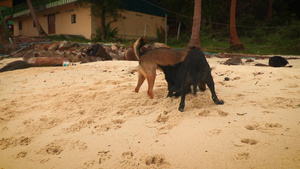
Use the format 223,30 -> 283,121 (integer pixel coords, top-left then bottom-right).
45,32 -> 300,56
48,34 -> 90,43
166,34 -> 300,55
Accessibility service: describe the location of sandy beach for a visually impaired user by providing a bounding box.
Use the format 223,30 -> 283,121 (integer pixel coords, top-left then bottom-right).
0,56 -> 300,169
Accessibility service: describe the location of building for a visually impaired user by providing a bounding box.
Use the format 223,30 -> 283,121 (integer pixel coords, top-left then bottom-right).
0,0 -> 12,7
12,0 -> 166,39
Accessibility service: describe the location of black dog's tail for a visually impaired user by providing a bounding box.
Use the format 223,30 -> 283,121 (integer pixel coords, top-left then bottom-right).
133,37 -> 147,60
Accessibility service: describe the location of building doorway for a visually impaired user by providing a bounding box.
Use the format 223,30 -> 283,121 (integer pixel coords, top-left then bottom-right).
48,14 -> 55,34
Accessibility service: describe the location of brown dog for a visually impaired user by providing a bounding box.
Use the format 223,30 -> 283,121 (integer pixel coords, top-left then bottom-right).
133,37 -> 188,99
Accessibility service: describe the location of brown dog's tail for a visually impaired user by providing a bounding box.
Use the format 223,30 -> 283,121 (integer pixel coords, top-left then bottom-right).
133,37 -> 147,60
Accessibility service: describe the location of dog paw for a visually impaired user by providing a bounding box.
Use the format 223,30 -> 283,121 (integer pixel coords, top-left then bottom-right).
215,100 -> 224,105
235,152 -> 250,160
144,154 -> 169,167
147,91 -> 154,99
241,139 -> 258,145
178,107 -> 184,112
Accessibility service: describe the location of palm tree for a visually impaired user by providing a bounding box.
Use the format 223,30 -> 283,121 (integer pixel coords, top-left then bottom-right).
229,0 -> 244,50
26,0 -> 47,37
267,0 -> 273,22
188,0 -> 201,49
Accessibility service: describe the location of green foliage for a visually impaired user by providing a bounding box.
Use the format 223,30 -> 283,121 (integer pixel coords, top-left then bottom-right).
280,20 -> 300,39
236,14 -> 256,37
155,26 -> 166,43
167,34 -> 190,49
76,0 -> 123,40
75,0 -> 123,20
48,34 -> 90,43
163,0 -> 193,24
92,22 -> 119,42
165,20 -> 300,55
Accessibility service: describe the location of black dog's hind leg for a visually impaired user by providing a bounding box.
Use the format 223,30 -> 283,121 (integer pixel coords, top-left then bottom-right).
168,86 -> 181,97
192,81 -> 198,95
167,84 -> 174,97
205,74 -> 224,105
179,73 -> 189,112
178,83 -> 187,112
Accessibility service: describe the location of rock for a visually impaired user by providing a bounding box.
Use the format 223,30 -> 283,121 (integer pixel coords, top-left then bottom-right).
81,56 -> 103,63
246,59 -> 254,62
85,44 -> 112,61
111,44 -> 118,53
65,51 -> 83,62
38,50 -> 64,58
118,50 -> 125,60
124,47 -> 137,61
108,52 -> 118,60
11,52 -> 23,58
223,56 -> 243,65
58,41 -> 78,51
22,50 -> 37,62
34,43 -> 49,51
48,43 -> 59,51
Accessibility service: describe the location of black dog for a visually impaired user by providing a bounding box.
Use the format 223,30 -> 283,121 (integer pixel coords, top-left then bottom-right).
161,48 -> 224,112
158,63 -> 183,97
268,56 -> 289,67
159,62 -> 207,98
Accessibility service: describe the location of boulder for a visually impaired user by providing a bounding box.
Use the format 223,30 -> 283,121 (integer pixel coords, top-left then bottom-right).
124,47 -> 137,61
85,44 -> 112,61
223,56 -> 243,65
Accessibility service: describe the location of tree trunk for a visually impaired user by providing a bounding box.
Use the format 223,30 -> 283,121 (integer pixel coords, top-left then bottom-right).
208,0 -> 212,35
188,0 -> 201,49
26,0 -> 47,37
229,0 -> 244,50
100,6 -> 106,41
267,0 -> 273,22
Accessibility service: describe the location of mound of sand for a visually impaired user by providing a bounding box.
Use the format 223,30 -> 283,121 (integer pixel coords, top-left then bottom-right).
0,57 -> 300,168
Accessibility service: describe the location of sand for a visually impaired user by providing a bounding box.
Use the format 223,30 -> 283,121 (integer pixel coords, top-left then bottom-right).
0,56 -> 300,169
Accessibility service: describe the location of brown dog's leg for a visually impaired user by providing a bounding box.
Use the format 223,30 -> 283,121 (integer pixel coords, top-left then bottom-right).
135,72 -> 145,93
146,74 -> 156,99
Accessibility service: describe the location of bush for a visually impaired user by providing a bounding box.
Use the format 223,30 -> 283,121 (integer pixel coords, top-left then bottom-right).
167,33 -> 190,49
281,20 -> 300,39
92,21 -> 118,42
155,26 -> 166,43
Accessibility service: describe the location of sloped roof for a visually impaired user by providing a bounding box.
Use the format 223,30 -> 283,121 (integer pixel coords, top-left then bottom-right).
12,0 -> 166,18
122,0 -> 166,17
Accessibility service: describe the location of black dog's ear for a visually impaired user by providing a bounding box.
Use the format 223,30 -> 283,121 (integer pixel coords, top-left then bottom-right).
189,46 -> 201,50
